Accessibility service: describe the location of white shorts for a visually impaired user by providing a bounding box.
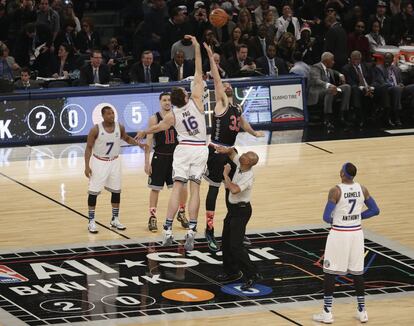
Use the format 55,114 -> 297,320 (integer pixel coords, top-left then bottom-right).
323,229 -> 364,275
88,155 -> 121,195
172,144 -> 208,184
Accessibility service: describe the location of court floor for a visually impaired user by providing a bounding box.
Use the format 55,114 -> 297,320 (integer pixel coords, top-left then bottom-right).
0,131 -> 413,325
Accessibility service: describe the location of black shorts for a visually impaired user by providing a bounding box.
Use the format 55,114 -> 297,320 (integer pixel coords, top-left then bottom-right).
148,153 -> 174,190
204,146 -> 232,187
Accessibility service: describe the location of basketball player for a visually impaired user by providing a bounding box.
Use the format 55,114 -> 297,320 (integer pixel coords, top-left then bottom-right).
145,91 -> 189,232
136,35 -> 208,251
203,43 -> 265,251
313,162 -> 380,323
84,106 -> 145,234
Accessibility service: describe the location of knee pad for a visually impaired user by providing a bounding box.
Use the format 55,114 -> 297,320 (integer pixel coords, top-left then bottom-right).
111,192 -> 121,204
88,194 -> 97,207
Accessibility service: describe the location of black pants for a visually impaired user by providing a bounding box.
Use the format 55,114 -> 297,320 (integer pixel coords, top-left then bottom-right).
221,202 -> 256,278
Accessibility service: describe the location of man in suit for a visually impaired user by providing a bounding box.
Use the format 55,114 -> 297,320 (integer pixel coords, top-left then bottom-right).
226,44 -> 256,78
163,50 -> 195,81
342,50 -> 381,128
324,15 -> 348,71
373,52 -> 414,126
129,50 -> 162,83
308,52 -> 351,130
255,43 -> 288,76
14,67 -> 40,89
79,49 -> 111,85
248,24 -> 271,60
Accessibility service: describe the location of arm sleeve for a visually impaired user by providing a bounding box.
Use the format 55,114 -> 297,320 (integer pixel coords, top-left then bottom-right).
361,196 -> 380,219
323,201 -> 336,224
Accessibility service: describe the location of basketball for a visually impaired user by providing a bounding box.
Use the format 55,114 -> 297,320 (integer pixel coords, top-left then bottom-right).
209,8 -> 229,28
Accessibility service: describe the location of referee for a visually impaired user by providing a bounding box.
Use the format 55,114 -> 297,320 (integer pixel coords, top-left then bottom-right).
216,146 -> 262,290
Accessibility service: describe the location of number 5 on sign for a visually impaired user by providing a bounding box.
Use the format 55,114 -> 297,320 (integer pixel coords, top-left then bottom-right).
132,106 -> 142,124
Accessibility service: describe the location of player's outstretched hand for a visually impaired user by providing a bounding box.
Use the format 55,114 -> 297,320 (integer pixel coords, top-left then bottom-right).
215,145 -> 230,154
84,167 -> 92,178
223,163 -> 231,176
203,42 -> 214,57
135,131 -> 146,141
184,35 -> 199,46
255,131 -> 265,137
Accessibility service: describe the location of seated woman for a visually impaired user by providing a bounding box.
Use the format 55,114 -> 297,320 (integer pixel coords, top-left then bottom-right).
366,20 -> 386,55
51,43 -> 76,78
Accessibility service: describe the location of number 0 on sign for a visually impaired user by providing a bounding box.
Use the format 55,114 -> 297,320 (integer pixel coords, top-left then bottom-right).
162,288 -> 215,302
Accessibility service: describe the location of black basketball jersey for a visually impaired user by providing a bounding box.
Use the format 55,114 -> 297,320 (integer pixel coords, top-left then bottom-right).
211,103 -> 242,146
153,112 -> 178,154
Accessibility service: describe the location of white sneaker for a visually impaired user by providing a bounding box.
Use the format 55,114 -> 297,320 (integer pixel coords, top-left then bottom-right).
313,310 -> 334,324
356,309 -> 368,323
184,229 -> 196,251
110,218 -> 126,230
162,229 -> 174,246
88,220 -> 98,234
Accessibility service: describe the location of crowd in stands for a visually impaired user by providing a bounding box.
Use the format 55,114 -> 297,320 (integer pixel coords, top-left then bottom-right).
1,0 -> 414,128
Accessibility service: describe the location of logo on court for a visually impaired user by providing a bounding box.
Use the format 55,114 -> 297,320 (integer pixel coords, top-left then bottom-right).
0,265 -> 28,283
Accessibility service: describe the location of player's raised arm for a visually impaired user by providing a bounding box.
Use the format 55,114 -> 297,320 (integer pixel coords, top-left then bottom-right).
240,116 -> 265,137
84,125 -> 98,178
135,112 -> 175,140
120,124 -> 146,149
185,35 -> 204,112
203,42 -> 228,109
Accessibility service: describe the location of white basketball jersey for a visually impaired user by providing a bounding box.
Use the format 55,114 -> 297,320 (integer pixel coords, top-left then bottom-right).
93,122 -> 121,158
173,99 -> 207,144
332,183 -> 365,227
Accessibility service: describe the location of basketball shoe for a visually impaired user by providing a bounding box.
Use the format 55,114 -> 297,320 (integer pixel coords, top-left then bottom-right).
110,218 -> 126,230
356,309 -> 368,323
184,229 -> 196,251
176,209 -> 189,229
88,220 -> 98,234
162,228 -> 174,246
205,228 -> 220,251
148,216 -> 157,232
313,310 -> 334,324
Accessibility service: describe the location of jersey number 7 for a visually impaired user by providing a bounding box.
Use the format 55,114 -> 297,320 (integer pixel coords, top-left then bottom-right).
348,199 -> 356,214
106,142 -> 114,155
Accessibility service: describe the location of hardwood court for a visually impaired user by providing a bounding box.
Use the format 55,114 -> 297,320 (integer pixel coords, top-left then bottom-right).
0,134 -> 413,325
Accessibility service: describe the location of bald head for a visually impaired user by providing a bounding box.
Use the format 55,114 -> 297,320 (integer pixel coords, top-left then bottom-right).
321,52 -> 335,68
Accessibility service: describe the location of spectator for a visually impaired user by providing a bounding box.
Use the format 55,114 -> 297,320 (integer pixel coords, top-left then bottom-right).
368,1 -> 391,43
237,8 -> 256,40
0,4 -> 9,44
256,43 -> 288,76
254,0 -> 278,27
275,4 -> 301,41
62,0 -> 81,32
103,37 -> 125,65
0,43 -> 20,81
189,2 -> 211,42
129,50 -> 162,83
276,32 -> 296,67
324,15 -> 348,70
36,0 -> 60,45
76,17 -> 100,54
342,50 -> 382,128
171,37 -> 195,60
204,53 -> 228,79
140,0 -> 168,55
222,26 -> 243,61
390,0 -> 402,16
347,20 -> 371,62
373,52 -> 414,126
248,24 -> 272,60
296,24 -> 321,65
226,43 -> 256,77
163,49 -> 195,81
10,0 -> 37,47
79,49 -> 110,85
51,43 -> 75,78
308,52 -> 352,131
290,51 -> 311,81
262,9 -> 277,41
201,28 -> 222,63
343,5 -> 366,33
366,20 -> 386,54
161,6 -> 191,62
390,1 -> 414,45
13,22 -> 36,68
55,19 -> 77,51
14,66 -> 40,89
